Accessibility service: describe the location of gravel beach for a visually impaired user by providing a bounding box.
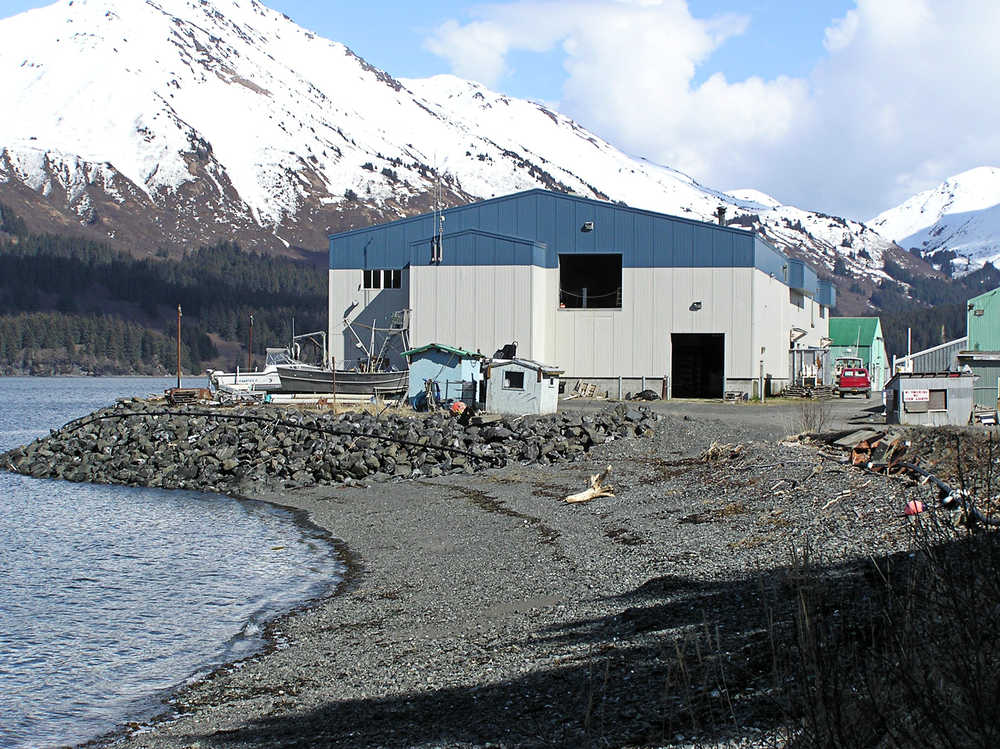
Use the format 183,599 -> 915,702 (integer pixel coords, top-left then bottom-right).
93,396 -> 940,749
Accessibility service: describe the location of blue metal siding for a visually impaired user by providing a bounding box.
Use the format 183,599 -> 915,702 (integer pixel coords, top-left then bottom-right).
786,259 -> 817,296
671,222 -> 694,267
753,236 -> 788,280
817,279 -> 836,308
787,259 -> 805,290
329,189 -> 813,286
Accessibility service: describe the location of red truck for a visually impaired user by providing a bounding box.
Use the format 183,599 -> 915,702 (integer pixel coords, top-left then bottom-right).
834,357 -> 871,398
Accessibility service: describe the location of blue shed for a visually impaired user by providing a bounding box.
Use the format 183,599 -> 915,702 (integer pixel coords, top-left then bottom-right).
403,343 -> 484,407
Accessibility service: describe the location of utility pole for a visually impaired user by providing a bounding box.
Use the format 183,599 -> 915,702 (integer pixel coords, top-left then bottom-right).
248,312 -> 254,371
176,304 -> 182,389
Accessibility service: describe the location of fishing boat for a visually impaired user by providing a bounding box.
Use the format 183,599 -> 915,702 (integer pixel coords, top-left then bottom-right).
207,347 -> 299,394
275,315 -> 410,395
275,364 -> 408,395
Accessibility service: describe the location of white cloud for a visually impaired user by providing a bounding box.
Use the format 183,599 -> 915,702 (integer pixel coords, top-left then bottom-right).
425,0 -> 1000,220
823,9 -> 858,52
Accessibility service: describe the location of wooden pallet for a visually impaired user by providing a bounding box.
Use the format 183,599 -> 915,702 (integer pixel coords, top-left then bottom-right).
563,380 -> 601,399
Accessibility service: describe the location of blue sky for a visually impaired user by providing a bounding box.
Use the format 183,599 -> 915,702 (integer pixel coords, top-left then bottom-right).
1,0 -> 997,220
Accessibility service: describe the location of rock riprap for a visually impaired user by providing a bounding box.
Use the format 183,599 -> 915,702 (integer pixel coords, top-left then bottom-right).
2,400 -> 658,495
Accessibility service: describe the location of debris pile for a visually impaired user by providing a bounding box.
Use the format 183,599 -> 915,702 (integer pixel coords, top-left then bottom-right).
2,401 -> 659,496
814,427 -> 1000,527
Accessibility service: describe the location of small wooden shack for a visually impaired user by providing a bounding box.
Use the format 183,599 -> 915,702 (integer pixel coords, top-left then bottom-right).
485,358 -> 563,415
884,372 -> 975,426
403,343 -> 484,408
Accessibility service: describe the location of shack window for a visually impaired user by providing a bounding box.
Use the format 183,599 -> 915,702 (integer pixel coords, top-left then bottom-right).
559,254 -> 622,309
503,370 -> 525,390
929,389 -> 947,411
363,269 -> 401,289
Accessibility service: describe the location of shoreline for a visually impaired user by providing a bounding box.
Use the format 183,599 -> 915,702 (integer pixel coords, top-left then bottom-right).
86,492 -> 362,749
98,401 -> 921,748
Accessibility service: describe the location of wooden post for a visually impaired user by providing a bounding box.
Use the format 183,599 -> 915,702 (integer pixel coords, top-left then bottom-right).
176,304 -> 182,389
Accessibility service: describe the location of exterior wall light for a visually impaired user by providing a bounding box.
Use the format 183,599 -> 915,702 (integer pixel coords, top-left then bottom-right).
690,301 -> 702,311
581,221 -> 594,232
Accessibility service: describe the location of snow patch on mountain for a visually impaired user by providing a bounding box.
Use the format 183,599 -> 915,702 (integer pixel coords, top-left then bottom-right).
868,167 -> 1000,273
725,189 -> 783,209
0,0 -> 898,287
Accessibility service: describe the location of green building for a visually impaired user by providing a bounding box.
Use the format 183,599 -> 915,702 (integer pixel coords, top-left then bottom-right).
958,287 -> 1000,407
829,317 -> 890,391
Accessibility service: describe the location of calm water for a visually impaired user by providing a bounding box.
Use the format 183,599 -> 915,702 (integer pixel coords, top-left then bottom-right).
0,378 -> 344,749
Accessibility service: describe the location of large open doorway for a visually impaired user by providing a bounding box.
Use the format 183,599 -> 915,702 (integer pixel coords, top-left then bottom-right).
671,333 -> 725,398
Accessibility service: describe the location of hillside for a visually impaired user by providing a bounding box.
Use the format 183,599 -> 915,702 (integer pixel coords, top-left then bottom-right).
2,0 -> 998,360
0,202 -> 326,375
0,0 -> 907,294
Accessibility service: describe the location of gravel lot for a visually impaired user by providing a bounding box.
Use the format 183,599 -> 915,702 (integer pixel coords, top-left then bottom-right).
104,396 -> 930,749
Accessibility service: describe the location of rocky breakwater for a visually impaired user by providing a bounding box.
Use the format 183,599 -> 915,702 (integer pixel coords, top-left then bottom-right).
1,400 -> 659,495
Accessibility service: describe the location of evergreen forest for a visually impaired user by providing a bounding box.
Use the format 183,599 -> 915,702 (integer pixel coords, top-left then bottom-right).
0,202 -> 326,375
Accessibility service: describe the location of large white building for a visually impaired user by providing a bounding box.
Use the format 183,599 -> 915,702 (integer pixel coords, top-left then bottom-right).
328,189 -> 835,397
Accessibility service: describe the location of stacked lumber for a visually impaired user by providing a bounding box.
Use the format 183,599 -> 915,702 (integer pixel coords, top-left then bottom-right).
781,384 -> 836,399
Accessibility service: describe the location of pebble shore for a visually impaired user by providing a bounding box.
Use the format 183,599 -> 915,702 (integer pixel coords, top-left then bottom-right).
4,398 -> 932,747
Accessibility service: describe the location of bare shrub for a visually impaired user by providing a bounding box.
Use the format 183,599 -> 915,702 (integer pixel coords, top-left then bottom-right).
792,399 -> 832,434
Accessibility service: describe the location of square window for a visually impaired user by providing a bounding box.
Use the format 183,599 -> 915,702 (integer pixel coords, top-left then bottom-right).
929,389 -> 947,411
503,370 -> 525,390
559,253 -> 622,309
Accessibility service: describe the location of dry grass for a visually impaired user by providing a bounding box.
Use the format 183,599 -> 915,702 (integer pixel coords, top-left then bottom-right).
775,436 -> 1000,748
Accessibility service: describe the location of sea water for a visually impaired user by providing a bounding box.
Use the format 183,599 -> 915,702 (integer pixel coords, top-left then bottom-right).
0,378 -> 344,748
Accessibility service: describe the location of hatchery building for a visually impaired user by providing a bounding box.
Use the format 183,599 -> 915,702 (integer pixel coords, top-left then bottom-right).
328,189 -> 835,397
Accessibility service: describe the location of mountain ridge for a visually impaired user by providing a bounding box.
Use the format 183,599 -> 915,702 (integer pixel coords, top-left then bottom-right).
867,166 -> 1000,275
0,0 -> 938,309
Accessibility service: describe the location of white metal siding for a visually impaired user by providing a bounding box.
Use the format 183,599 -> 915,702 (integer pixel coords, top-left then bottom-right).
334,263 -> 831,382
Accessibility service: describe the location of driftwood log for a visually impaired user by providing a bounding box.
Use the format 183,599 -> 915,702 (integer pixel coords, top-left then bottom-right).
564,466 -> 614,503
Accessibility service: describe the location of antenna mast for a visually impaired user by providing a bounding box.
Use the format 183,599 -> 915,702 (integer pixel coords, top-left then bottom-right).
432,157 -> 445,263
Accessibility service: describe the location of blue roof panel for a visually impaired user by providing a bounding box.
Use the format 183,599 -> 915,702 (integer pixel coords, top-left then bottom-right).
329,189 -> 820,288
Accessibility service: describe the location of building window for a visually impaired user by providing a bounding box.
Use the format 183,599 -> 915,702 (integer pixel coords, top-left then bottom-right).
820,305 -> 826,319
363,269 -> 401,289
929,389 -> 947,411
559,253 -> 622,309
789,289 -> 805,309
503,370 -> 525,390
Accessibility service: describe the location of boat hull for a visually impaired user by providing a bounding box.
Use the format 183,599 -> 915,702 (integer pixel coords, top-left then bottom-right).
276,366 -> 408,395
207,368 -> 283,392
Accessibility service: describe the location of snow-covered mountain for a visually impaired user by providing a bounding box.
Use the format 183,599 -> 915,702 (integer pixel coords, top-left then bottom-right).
868,167 -> 1000,275
0,0 -> 902,287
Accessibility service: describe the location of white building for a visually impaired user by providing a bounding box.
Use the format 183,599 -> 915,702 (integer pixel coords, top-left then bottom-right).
328,189 -> 835,398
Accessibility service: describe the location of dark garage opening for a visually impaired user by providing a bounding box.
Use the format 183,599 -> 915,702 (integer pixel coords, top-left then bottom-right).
559,253 -> 622,309
671,333 -> 725,398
